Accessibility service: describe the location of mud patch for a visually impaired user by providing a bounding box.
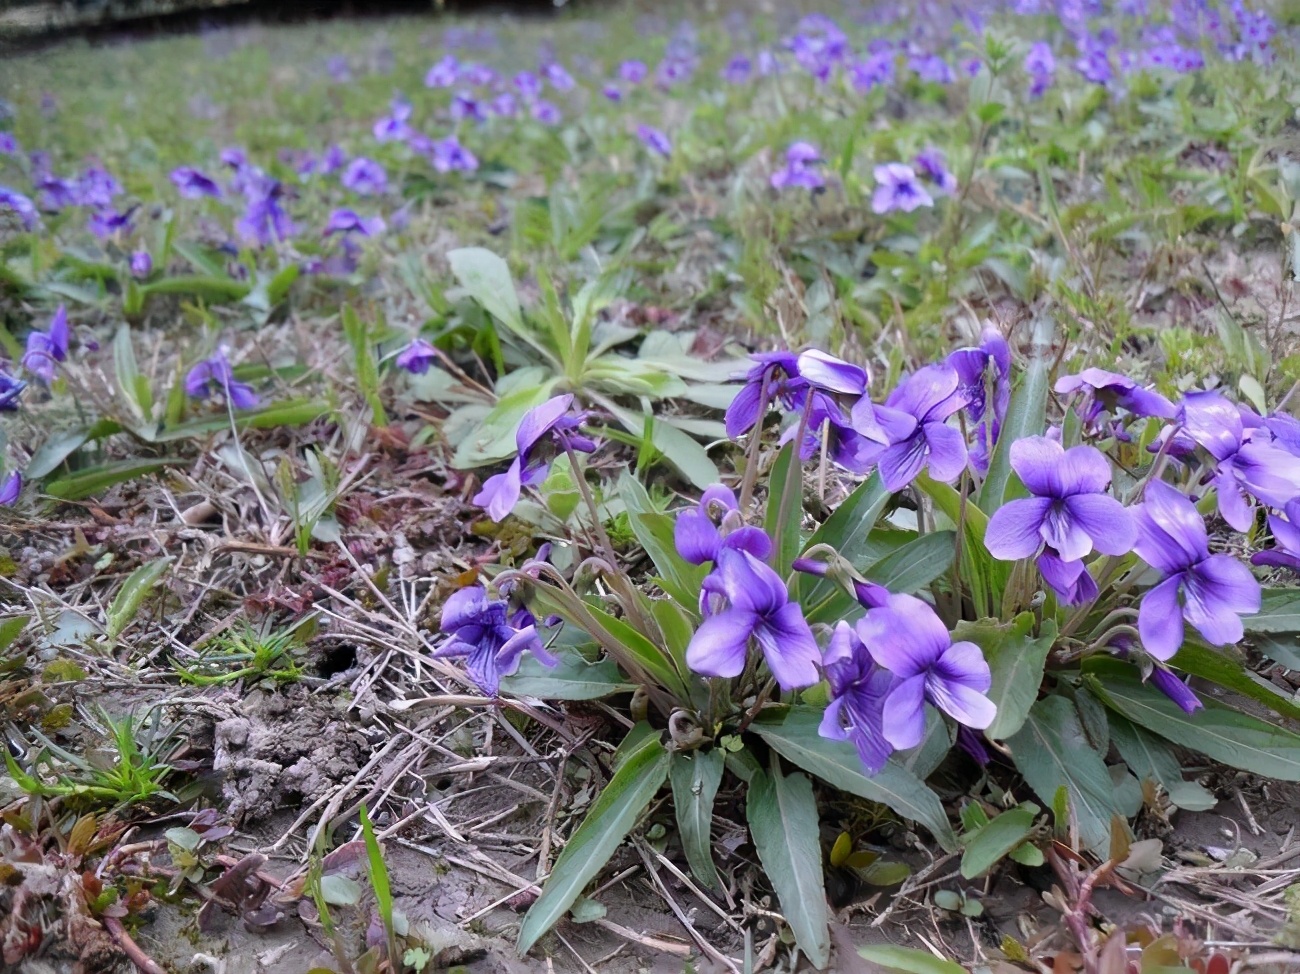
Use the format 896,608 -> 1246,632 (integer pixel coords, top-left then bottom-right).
212,686 -> 368,824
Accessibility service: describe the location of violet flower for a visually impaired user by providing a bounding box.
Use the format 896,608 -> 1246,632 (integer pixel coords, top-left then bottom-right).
373,97 -> 412,142
619,60 -> 648,83
794,351 -> 900,474
871,163 -> 934,215
341,158 -> 387,196
396,338 -> 438,375
0,472 -> 20,507
1251,499 -> 1300,575
820,621 -> 895,774
185,349 -> 260,410
0,371 -> 26,411
771,142 -> 825,191
130,250 -> 153,278
1037,550 -> 1099,605
430,136 -> 479,173
858,592 -> 996,749
474,394 -> 595,522
636,124 -> 672,158
721,55 -> 752,84
237,177 -> 294,247
514,70 -> 542,99
324,209 -> 386,237
0,186 -> 40,230
1131,480 -> 1261,660
170,166 -> 222,199
914,148 -> 957,195
673,485 -> 772,566
531,100 -> 562,125
425,55 -> 459,88
542,62 -> 575,91
1025,41 -> 1056,98
947,327 -> 1010,475
1178,391 -> 1300,532
433,585 -> 555,696
874,364 -> 969,490
985,437 -> 1135,563
725,351 -> 808,439
684,548 -> 820,690
1149,665 -> 1203,714
849,52 -> 894,92
22,305 -> 71,384
1055,367 -> 1175,429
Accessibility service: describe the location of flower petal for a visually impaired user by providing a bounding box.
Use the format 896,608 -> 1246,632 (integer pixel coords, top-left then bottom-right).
921,422 -> 967,483
933,640 -> 992,693
881,675 -> 928,750
516,394 -> 574,457
1139,575 -> 1185,661
857,594 -> 948,677
985,497 -> 1051,560
1132,480 -> 1208,573
473,458 -> 524,522
1064,493 -> 1135,556
685,609 -> 758,678
1008,436 -> 1066,496
926,673 -> 997,730
753,603 -> 821,690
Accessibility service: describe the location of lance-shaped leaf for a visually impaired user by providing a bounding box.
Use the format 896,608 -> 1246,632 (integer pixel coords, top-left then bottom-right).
954,613 -> 1057,740
669,750 -> 723,889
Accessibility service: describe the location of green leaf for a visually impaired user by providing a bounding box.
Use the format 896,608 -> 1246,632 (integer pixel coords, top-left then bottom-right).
603,400 -> 719,488
319,874 -> 362,907
954,613 -> 1057,740
753,707 -> 957,851
0,615 -> 28,654
1007,695 -> 1122,855
960,805 -> 1038,879
1084,660 -> 1300,781
113,326 -> 152,421
669,750 -> 723,890
45,458 -> 182,501
747,764 -> 830,969
979,316 -> 1054,512
863,530 -> 956,597
792,472 -> 891,616
140,274 -> 251,303
499,652 -> 633,700
26,420 -> 124,480
1107,714 -> 1217,812
1171,639 -> 1300,722
447,247 -> 532,344
915,475 -> 998,618
518,732 -> 669,955
764,442 -> 804,578
107,557 -> 172,640
857,944 -> 968,974
153,399 -> 330,442
1244,589 -> 1300,634
359,805 -> 395,940
580,602 -> 689,700
617,472 -> 707,609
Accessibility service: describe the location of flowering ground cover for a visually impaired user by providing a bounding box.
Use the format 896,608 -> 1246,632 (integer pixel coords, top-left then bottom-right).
3,1 -> 1300,971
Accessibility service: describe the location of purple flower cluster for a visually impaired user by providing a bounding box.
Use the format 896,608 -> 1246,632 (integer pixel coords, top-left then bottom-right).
184,349 -> 260,411
434,584 -> 556,696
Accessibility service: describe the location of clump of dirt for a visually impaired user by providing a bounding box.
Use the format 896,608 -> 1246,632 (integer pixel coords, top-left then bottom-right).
212,685 -> 368,824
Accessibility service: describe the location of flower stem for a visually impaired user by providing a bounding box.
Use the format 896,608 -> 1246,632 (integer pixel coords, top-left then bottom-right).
737,370 -> 773,516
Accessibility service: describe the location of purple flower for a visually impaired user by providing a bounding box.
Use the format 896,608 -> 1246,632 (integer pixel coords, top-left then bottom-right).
73,166 -> 121,208
1054,368 -> 1175,428
373,97 -> 413,142
324,209 -> 386,237
684,548 -> 820,690
820,621 -> 895,774
513,70 -> 542,99
771,142 -> 825,191
433,585 -> 555,696
1037,549 -> 1099,605
792,350 -> 900,473
1132,480 -> 1261,660
341,158 -> 387,196
619,60 -> 647,83
673,485 -> 772,566
237,177 -> 294,247
130,250 -> 153,278
1149,665 -> 1203,714
914,148 -> 957,195
1,186 -> 40,230
1252,499 -> 1300,575
910,52 -> 954,84
396,338 -> 438,375
721,55 -> 752,84
603,84 -> 623,102
985,437 -> 1135,563
451,91 -> 486,123
474,395 -> 595,522
22,305 -> 71,384
88,207 -> 135,239
1178,391 -> 1300,532
425,55 -> 459,88
874,364 -> 969,490
457,61 -> 496,86
0,472 -> 21,506
872,163 -> 934,215
542,62 -> 575,91
531,100 -> 562,125
0,371 -> 26,411
171,166 -> 222,199
184,349 -> 260,411
429,136 -> 478,173
0,133 -> 19,154
858,593 -> 996,748
725,351 -> 808,439
490,92 -> 518,118
850,52 -> 894,92
1025,41 -> 1056,98
947,327 -> 1010,475
636,124 -> 672,157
